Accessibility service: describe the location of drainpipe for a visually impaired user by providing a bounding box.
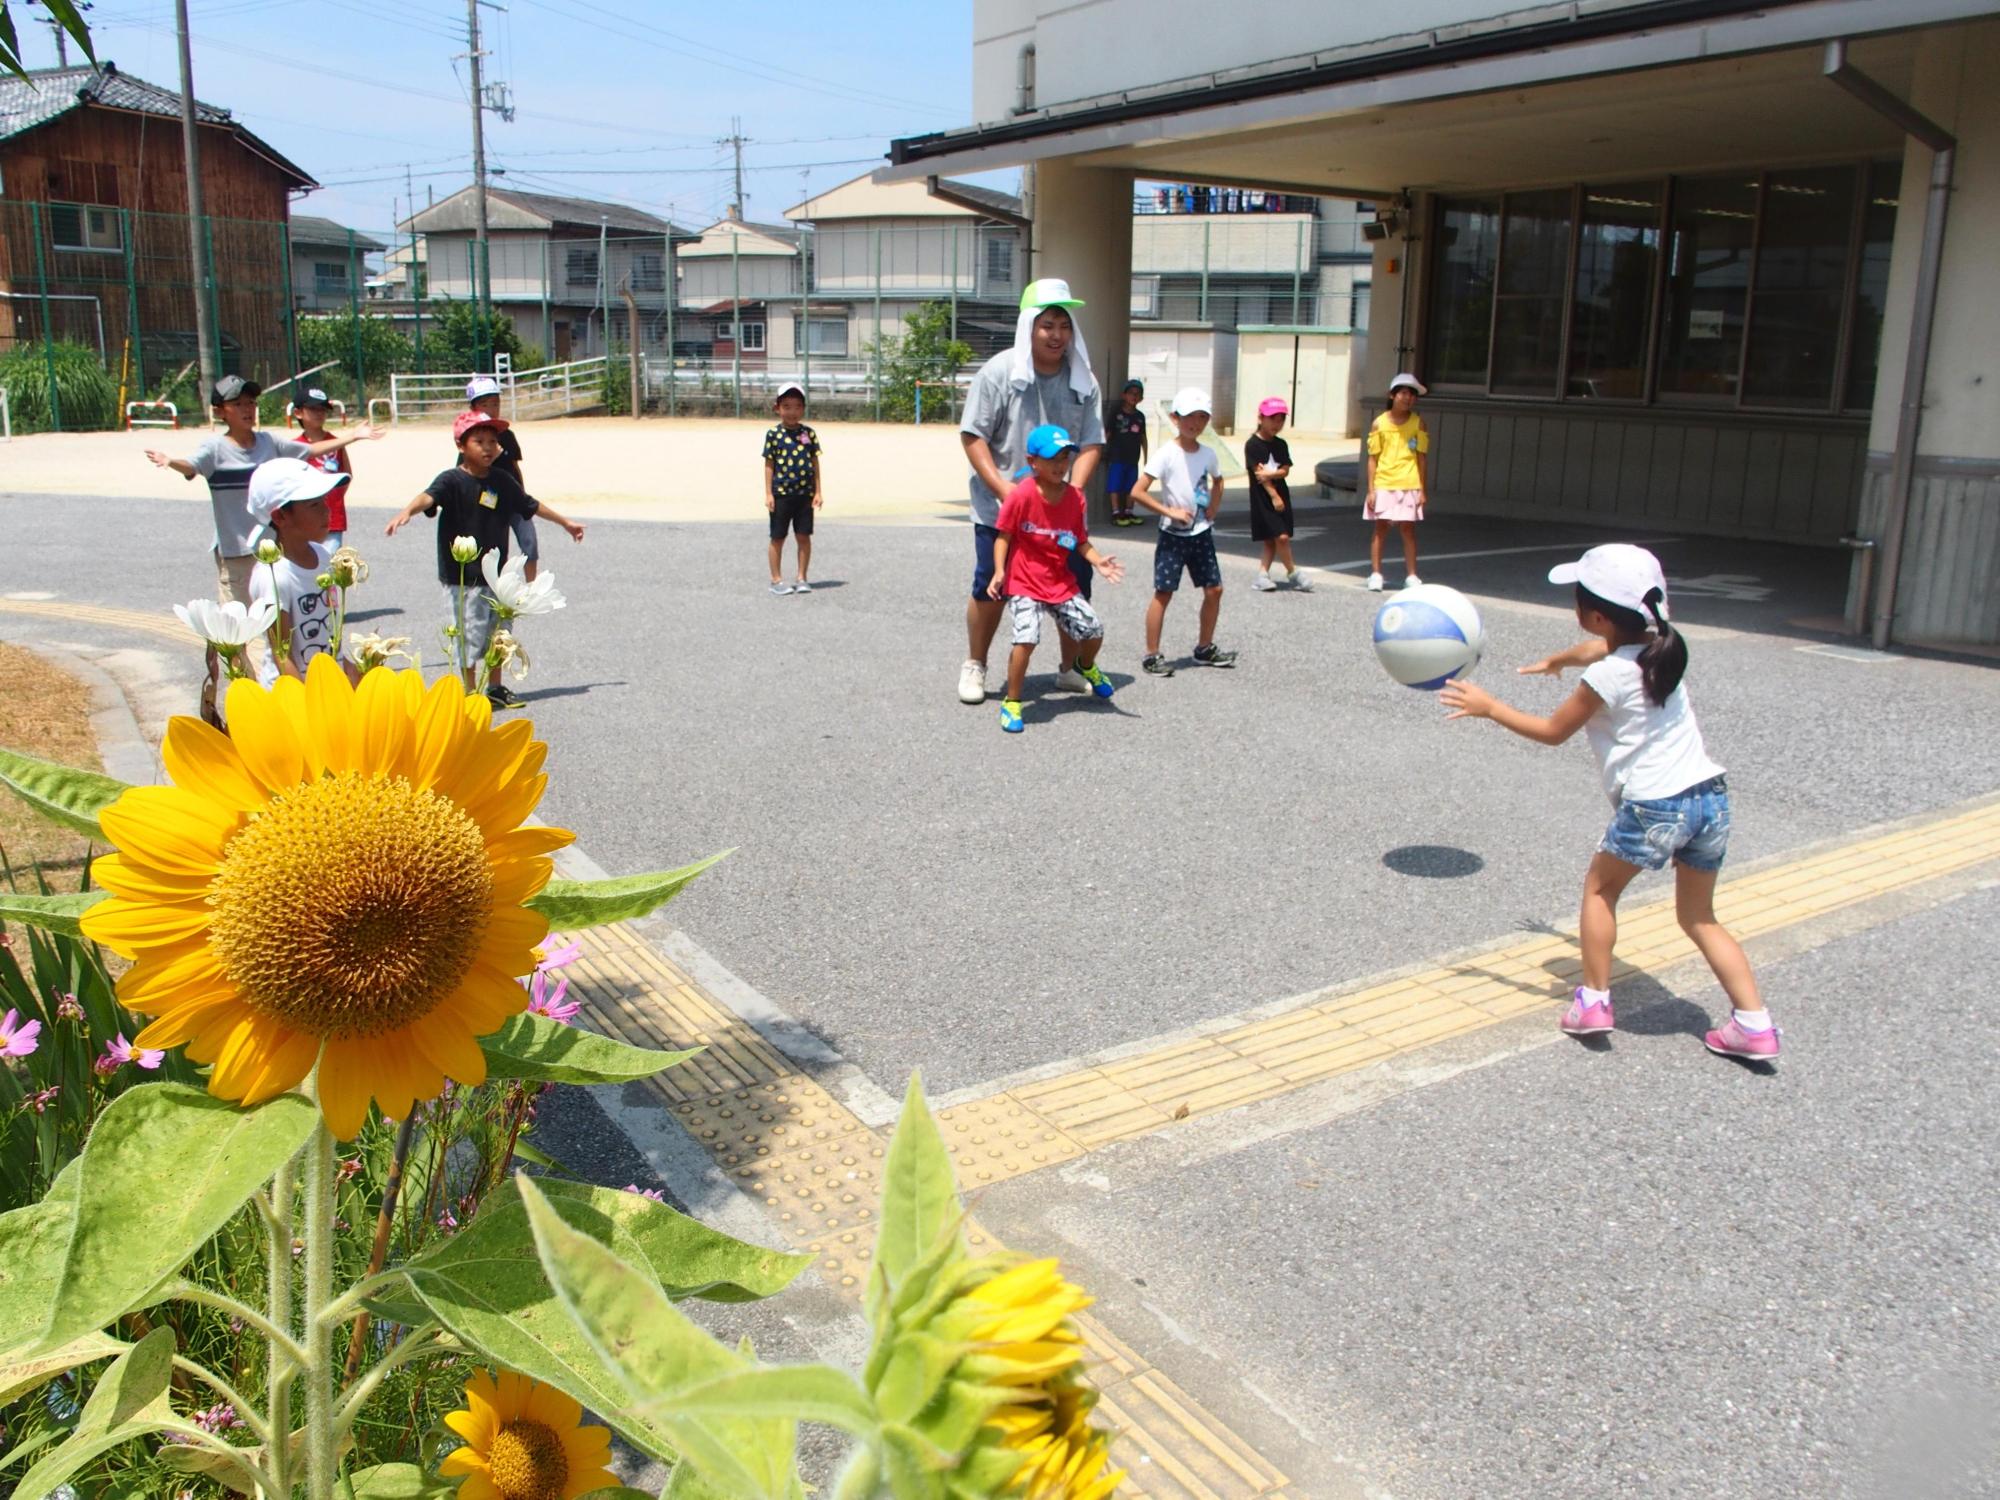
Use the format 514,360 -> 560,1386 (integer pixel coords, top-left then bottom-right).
1823,39 -> 1955,650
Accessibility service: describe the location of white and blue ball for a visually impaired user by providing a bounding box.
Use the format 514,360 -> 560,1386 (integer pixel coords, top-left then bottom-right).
1372,584 -> 1483,690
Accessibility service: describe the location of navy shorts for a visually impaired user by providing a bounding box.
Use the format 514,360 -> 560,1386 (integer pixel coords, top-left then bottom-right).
1106,461 -> 1139,496
1153,528 -> 1223,592
770,491 -> 815,540
974,522 -> 1093,600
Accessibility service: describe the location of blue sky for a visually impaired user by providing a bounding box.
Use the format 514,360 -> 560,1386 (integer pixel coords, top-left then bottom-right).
19,0 -> 1009,232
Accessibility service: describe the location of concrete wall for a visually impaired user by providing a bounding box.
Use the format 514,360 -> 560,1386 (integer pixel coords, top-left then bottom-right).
1128,325 -> 1239,435
1861,21 -> 2000,644
680,254 -> 799,307
1131,213 -> 1317,274
1236,331 -> 1355,436
972,0 -> 1663,122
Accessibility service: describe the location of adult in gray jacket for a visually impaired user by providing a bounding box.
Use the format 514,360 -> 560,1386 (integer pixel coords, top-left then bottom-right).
956,277 -> 1105,704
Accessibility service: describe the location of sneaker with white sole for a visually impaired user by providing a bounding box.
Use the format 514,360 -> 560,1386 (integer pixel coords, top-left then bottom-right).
1403,574 -> 1423,588
1077,662 -> 1115,699
1055,666 -> 1089,692
1191,643 -> 1238,668
1704,1017 -> 1781,1061
792,579 -> 813,593
1253,573 -> 1278,592
769,581 -> 793,596
1288,571 -> 1314,592
957,659 -> 987,704
1559,988 -> 1615,1036
1366,572 -> 1384,592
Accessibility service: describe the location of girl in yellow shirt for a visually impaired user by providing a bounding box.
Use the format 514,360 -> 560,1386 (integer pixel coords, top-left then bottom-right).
1364,373 -> 1430,590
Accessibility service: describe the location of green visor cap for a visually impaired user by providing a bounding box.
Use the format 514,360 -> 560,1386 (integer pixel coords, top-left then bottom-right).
1020,276 -> 1086,311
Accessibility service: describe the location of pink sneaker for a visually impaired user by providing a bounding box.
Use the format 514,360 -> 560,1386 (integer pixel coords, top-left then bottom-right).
1704,1018 -> 1781,1061
1559,989 -> 1615,1036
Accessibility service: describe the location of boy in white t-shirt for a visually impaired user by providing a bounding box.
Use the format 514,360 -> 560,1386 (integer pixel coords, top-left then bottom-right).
245,459 -> 351,686
1129,387 -> 1237,676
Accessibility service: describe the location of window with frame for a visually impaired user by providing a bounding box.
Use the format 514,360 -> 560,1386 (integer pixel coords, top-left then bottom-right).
1490,189 -> 1571,395
50,202 -> 122,252
1567,183 -> 1663,400
1741,165 -> 1856,409
984,235 -> 1015,286
739,321 -> 766,352
565,247 -> 600,286
313,261 -> 349,295
801,316 -> 846,355
632,252 -> 665,292
1843,161 -> 1901,413
1423,196 -> 1500,386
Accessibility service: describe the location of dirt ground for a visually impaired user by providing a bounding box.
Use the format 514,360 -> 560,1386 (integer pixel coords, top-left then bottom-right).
0,643 -> 102,888
1,416 -> 1361,525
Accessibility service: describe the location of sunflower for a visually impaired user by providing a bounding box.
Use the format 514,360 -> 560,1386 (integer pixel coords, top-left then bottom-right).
439,1369 -> 616,1500
80,655 -> 572,1138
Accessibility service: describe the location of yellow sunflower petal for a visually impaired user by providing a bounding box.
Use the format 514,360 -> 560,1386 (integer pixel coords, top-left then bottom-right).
131,992 -> 245,1050
351,664 -> 412,777
315,1039 -> 397,1138
207,1015 -> 319,1106
493,1370 -> 533,1422
453,1473 -> 502,1500
161,717 -> 268,814
90,850 -> 214,905
521,1379 -> 584,1433
437,1443 -> 487,1477
402,1010 -> 489,1089
98,786 -> 236,875
115,943 -> 235,1013
267,674 -> 317,777
484,825 -> 576,863
80,895 -> 213,955
223,677 -> 309,792
405,674 -> 472,791
302,652 -> 358,775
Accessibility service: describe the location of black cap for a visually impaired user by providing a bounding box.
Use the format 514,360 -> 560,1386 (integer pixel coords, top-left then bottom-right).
211,374 -> 262,405
1123,379 -> 1144,394
297,387 -> 331,407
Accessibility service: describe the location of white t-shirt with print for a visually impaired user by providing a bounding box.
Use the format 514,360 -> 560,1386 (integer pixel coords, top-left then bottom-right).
248,542 -> 336,687
1144,442 -> 1219,537
1580,644 -> 1725,806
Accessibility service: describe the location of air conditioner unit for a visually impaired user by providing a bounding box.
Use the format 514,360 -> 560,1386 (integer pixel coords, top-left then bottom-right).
1361,219 -> 1393,242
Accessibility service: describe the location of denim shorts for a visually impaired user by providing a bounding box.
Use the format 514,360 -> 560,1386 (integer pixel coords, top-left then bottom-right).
1154,528 -> 1223,592
1600,776 -> 1731,872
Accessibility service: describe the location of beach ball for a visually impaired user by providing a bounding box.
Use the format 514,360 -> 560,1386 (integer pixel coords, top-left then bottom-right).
1372,584 -> 1483,690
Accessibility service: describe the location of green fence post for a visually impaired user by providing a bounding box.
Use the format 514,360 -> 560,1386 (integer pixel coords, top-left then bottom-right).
203,215 -> 223,377
664,232 -> 676,417
799,234 -> 810,418
29,202 -> 63,431
122,207 -> 146,400
280,219 -> 300,381
950,223 -> 959,342
347,228 -> 365,410
1200,219 -> 1211,324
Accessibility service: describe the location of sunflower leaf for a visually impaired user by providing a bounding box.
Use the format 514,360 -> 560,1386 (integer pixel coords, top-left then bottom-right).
873,1075 -> 962,1294
0,1197 -> 79,1359
478,1012 -> 702,1085
645,1365 -> 878,1437
0,889 -> 109,938
7,1327 -> 176,1500
338,1461 -> 454,1498
41,1086 -> 318,1352
526,851 -> 729,929
0,748 -> 128,841
0,1330 -> 127,1407
518,1177 -> 799,1499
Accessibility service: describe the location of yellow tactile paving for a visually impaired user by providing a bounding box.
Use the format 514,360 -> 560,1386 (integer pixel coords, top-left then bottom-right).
0,597 -> 192,644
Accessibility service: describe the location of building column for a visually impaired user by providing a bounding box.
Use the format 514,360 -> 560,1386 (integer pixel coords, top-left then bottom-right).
1028,157 -> 1133,525
1857,20 -> 2000,646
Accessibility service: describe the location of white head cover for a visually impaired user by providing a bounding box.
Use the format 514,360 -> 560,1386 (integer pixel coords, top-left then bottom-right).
466,375 -> 501,401
247,457 -> 347,525
1548,543 -> 1670,619
1010,277 -> 1095,401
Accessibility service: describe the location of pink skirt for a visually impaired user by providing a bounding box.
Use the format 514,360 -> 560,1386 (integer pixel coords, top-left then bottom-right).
1366,486 -> 1425,522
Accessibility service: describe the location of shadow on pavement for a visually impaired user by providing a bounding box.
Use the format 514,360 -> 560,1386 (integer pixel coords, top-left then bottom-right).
1382,844 -> 1486,879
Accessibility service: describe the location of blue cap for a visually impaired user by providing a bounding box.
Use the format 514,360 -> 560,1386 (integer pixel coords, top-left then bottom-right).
1025,423 -> 1078,460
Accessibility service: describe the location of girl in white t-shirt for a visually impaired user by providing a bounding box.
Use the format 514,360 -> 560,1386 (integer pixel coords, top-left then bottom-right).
1439,544 -> 1779,1063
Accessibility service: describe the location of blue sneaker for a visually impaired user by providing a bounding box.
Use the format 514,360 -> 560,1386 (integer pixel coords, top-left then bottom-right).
1077,662 -> 1114,699
999,699 -> 1025,733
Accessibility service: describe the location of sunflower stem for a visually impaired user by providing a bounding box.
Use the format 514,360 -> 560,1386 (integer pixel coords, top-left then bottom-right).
265,1151 -> 297,1500
832,1444 -> 883,1500
303,1118 -> 339,1500
334,1322 -> 446,1435
453,570 -> 468,685
163,1281 -> 308,1369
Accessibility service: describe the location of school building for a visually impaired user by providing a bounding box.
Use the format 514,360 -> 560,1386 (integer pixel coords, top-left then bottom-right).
885,0 -> 2000,649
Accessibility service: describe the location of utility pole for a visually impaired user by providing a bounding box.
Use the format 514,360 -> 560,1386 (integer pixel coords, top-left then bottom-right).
174,0 -> 217,401
41,8 -> 71,67
465,0 -> 493,332
720,117 -> 747,219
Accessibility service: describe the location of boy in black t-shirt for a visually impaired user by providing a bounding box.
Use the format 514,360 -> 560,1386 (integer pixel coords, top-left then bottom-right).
762,384 -> 823,594
466,375 -> 537,580
385,410 -> 585,704
1245,396 -> 1311,591
1105,379 -> 1147,526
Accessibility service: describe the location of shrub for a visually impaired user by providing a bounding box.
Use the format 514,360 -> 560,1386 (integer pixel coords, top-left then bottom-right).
0,341 -> 119,431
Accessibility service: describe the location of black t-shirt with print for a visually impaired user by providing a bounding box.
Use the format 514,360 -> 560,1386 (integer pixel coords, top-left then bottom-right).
1107,407 -> 1146,464
495,425 -> 525,484
422,464 -> 539,585
762,423 -> 820,497
1244,434 -> 1292,505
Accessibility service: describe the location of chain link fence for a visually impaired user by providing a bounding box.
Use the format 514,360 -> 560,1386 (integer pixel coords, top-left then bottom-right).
0,201 -> 1372,432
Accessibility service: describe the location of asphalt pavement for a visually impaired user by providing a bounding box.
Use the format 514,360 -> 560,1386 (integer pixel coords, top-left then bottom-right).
3,484 -> 1996,1496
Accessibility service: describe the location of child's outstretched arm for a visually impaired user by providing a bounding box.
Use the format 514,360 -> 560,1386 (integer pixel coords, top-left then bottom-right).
383,493 -> 430,536
1440,678 -> 1599,746
144,449 -> 198,479
300,423 -> 385,459
1519,638 -> 1612,677
532,501 -> 586,543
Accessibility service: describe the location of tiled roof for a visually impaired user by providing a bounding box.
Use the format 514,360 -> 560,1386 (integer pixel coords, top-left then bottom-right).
938,177 -> 1023,217
0,63 -> 314,187
289,215 -> 388,251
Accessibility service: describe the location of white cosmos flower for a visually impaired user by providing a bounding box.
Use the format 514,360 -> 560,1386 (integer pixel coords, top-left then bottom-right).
450,535 -> 482,564
480,552 -> 566,617
174,597 -> 277,648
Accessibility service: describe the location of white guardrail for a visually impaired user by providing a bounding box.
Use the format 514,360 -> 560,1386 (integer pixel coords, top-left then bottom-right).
1,387 -> 10,442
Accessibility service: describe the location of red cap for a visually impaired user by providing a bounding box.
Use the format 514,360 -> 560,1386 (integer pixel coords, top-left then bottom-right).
453,409 -> 509,443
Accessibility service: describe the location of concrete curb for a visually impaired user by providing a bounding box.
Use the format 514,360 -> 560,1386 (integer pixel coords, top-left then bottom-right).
23,642 -> 162,788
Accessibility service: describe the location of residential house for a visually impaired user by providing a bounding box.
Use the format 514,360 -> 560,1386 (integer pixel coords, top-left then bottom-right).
289,215 -> 387,313
674,211 -> 806,363
0,62 -> 316,386
405,186 -> 691,362
783,172 -> 1025,364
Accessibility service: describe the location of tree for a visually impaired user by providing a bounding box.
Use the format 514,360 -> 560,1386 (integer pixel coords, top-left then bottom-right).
296,312 -> 413,386
863,300 -> 974,423
421,299 -> 541,375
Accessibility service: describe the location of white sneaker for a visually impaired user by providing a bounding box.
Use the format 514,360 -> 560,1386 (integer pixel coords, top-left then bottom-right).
1403,574 -> 1423,588
792,579 -> 813,594
1252,573 -> 1278,592
1288,571 -> 1314,592
1055,666 -> 1089,693
958,659 -> 987,704
1366,572 -> 1384,592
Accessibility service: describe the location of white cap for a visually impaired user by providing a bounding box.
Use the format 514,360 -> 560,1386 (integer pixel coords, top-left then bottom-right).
1548,543 -> 1669,619
466,375 -> 502,401
247,457 -> 347,525
1169,386 -> 1212,416
1389,372 -> 1428,396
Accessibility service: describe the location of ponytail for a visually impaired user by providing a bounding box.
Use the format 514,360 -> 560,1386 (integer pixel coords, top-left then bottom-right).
1576,584 -> 1689,706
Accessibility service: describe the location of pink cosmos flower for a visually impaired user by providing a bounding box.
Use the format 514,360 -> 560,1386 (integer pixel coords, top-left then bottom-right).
526,970 -> 581,1025
94,1033 -> 165,1074
623,1184 -> 666,1202
536,935 -> 584,972
0,1009 -> 41,1059
55,993 -> 84,1022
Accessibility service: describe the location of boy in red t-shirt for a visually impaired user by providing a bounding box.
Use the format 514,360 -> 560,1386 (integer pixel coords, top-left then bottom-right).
984,422 -> 1125,733
292,388 -> 352,548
